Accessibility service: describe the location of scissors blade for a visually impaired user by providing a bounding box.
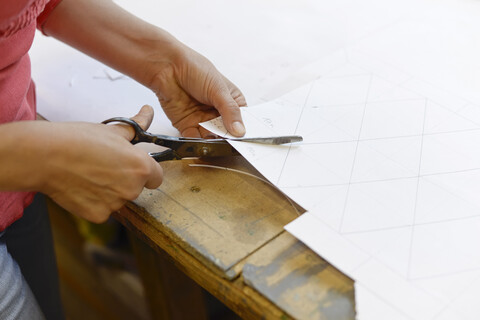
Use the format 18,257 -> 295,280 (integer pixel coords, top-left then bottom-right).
149,134 -> 303,159
227,136 -> 303,145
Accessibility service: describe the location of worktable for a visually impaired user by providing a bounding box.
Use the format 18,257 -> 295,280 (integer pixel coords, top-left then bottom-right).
30,1 -> 364,316
29,0 -> 480,316
114,157 -> 355,319
29,1 -> 444,318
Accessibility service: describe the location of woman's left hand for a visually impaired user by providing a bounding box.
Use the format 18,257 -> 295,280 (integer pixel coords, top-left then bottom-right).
148,42 -> 247,138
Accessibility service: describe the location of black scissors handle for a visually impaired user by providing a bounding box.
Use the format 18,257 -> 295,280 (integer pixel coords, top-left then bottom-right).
102,117 -> 166,145
102,117 -> 239,161
102,117 -> 186,161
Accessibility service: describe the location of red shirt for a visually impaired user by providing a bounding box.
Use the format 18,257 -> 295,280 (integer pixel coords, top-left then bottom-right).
0,0 -> 62,231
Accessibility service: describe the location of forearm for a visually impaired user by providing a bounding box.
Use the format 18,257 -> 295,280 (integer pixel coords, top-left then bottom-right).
0,121 -> 52,192
42,0 -> 182,88
0,108 -> 163,222
42,0 -> 247,137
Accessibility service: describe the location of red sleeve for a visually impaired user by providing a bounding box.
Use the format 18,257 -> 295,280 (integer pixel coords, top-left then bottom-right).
36,0 -> 64,35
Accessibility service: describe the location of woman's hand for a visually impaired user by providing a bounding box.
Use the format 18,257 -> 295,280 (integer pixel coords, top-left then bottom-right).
43,105 -> 163,223
0,105 -> 163,223
149,43 -> 247,138
43,0 -> 247,138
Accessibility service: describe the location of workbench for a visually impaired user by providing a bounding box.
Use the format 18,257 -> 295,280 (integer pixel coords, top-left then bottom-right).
28,2 -> 381,317
114,157 -> 355,319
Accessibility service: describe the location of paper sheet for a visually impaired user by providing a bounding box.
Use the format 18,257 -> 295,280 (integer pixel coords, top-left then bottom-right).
201,48 -> 480,319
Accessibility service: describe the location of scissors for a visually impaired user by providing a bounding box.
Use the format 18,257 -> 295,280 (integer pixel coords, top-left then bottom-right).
102,117 -> 303,162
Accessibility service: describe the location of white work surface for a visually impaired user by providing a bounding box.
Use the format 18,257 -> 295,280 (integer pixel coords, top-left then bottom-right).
30,0 -> 480,319
31,0 -> 424,130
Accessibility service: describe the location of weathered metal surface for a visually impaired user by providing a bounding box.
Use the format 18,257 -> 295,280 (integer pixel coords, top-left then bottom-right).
130,157 -> 299,279
243,232 -> 356,320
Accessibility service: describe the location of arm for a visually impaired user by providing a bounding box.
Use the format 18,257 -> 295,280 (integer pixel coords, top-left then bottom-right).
0,106 -> 162,223
43,0 -> 247,137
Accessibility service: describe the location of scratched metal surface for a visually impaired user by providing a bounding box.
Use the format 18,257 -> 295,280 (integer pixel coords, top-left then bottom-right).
243,232 -> 355,320
131,157 -> 300,279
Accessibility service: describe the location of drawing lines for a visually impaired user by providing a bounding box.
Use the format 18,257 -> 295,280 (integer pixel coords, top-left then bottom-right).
275,79 -> 316,186
407,98 -> 428,279
339,74 -> 373,233
203,48 -> 480,320
321,55 -> 480,315
284,53 -> 480,317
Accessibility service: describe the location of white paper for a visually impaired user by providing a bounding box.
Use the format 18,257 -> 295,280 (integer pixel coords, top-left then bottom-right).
201,47 -> 480,319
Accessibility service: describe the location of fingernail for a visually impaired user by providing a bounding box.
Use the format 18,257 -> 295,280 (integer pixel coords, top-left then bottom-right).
232,121 -> 246,136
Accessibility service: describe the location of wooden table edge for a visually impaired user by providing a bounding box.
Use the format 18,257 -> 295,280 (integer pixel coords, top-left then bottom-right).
115,206 -> 294,320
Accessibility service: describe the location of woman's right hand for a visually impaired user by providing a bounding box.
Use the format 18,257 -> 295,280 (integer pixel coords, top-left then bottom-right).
0,105 -> 163,223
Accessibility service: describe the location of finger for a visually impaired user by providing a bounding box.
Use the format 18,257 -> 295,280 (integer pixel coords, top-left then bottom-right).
172,107 -> 219,137
181,126 -> 202,138
232,91 -> 247,109
144,157 -> 164,189
111,105 -> 154,140
131,104 -> 154,131
199,127 -> 217,139
210,82 -> 246,137
223,76 -> 248,107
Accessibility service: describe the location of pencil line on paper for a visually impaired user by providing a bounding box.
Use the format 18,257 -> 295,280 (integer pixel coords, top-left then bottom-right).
275,79 -> 316,186
406,98 -> 428,279
338,74 -> 374,233
297,126 -> 480,146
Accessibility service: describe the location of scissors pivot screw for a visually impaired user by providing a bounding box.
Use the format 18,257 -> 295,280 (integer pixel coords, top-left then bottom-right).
200,147 -> 210,156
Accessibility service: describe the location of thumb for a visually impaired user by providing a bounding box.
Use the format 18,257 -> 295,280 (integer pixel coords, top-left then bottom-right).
144,157 -> 164,189
113,105 -> 155,141
210,83 -> 245,137
131,104 -> 154,131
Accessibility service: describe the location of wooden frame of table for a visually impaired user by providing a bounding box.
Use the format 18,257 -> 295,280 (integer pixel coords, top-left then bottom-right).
114,157 -> 355,320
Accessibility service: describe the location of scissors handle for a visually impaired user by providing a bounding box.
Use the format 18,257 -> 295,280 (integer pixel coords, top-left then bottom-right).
102,117 -> 190,149
102,117 -> 156,144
